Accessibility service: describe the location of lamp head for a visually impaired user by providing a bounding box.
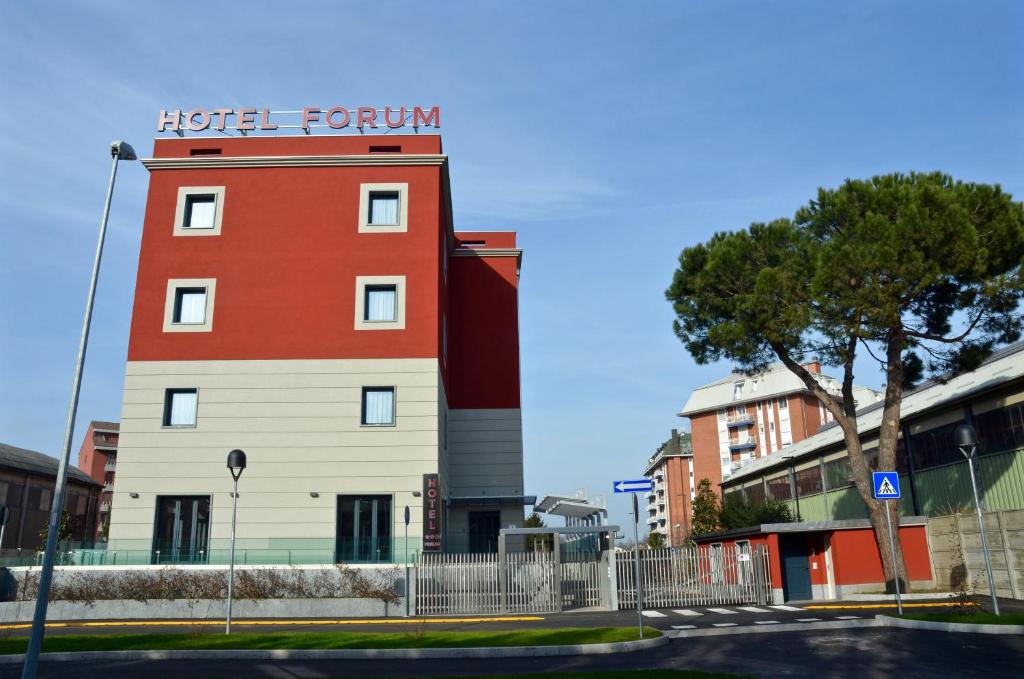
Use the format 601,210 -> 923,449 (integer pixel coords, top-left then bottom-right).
111,141 -> 137,161
955,424 -> 978,458
227,449 -> 247,480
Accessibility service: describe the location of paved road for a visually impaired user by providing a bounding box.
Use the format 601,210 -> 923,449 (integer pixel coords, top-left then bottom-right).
3,627 -> 1021,679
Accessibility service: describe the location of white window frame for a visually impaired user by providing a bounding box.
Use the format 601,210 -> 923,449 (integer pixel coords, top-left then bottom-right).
163,278 -> 216,333
358,183 -> 408,233
173,186 -> 225,236
354,275 -> 406,330
163,388 -> 199,428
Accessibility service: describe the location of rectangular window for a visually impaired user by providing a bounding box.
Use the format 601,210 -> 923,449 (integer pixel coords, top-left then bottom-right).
368,192 -> 400,225
163,389 -> 198,427
975,403 -> 1024,455
153,496 -> 210,563
733,382 -> 744,399
336,495 -> 392,562
779,398 -> 788,410
766,476 -> 792,501
183,194 -> 216,229
717,409 -> 727,422
361,387 -> 395,426
794,467 -> 823,497
364,285 -> 397,322
172,288 -> 207,324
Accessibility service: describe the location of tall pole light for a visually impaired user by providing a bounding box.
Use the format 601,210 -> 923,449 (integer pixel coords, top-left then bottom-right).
21,141 -> 136,679
226,449 -> 247,634
955,425 -> 1000,616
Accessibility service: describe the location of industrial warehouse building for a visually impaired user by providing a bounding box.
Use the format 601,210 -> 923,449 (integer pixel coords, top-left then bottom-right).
105,133 -> 527,564
721,342 -> 1024,520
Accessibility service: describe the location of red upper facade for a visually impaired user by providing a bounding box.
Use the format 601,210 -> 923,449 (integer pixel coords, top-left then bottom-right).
129,134 -> 521,408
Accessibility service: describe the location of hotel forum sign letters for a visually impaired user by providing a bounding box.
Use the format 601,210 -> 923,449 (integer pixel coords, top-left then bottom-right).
158,106 -> 440,134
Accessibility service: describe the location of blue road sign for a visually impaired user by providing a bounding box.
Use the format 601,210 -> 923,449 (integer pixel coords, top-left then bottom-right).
872,471 -> 900,500
614,479 -> 654,494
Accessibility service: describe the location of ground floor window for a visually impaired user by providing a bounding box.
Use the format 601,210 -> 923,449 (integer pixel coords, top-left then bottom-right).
468,511 -> 501,553
336,495 -> 392,563
153,495 -> 210,563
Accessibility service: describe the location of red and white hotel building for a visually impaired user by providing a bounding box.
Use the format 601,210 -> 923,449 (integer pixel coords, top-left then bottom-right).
106,133 -> 527,563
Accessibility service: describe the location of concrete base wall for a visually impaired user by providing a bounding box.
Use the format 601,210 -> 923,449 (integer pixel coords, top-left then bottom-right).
929,510 -> 1024,600
0,597 -> 405,622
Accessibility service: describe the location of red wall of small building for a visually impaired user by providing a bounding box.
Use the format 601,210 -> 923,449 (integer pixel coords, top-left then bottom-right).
830,526 -> 932,584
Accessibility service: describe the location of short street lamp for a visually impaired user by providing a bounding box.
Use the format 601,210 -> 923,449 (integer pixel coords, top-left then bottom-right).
954,425 -> 1000,616
405,490 -> 422,617
226,449 -> 247,634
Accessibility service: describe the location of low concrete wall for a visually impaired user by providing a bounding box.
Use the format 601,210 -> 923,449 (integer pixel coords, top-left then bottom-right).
928,510 -> 1024,600
0,596 -> 405,622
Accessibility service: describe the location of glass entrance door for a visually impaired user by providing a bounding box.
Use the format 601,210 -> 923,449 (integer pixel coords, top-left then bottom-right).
468,511 -> 501,553
153,496 -> 210,563
337,495 -> 392,563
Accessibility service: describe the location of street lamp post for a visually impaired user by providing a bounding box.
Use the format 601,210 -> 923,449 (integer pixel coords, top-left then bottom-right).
226,449 -> 247,634
21,142 -> 136,679
954,425 -> 1000,616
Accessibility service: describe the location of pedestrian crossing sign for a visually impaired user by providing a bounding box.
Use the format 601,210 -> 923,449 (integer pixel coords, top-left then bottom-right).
872,471 -> 900,499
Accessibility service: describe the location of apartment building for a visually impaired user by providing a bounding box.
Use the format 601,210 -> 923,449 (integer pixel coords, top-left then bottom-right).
75,420 -> 119,541
105,133 -> 526,564
642,429 -> 693,546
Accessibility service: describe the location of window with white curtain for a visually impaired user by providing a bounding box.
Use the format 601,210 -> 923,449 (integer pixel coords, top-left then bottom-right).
364,285 -> 397,322
173,288 -> 207,324
164,389 -> 198,427
361,387 -> 395,426
368,192 -> 399,225
184,195 -> 216,229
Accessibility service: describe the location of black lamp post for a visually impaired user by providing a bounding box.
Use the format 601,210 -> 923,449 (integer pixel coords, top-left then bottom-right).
954,425 -> 1000,615
226,449 -> 247,633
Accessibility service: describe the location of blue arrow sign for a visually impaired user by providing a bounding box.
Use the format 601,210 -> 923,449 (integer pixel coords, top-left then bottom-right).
613,479 -> 654,494
872,471 -> 900,500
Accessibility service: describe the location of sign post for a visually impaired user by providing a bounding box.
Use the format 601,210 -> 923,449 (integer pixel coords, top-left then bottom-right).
872,471 -> 903,616
404,505 -> 411,617
0,506 -> 8,554
614,478 -> 653,639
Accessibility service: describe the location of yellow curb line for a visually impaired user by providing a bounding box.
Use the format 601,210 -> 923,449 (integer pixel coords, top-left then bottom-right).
804,602 -> 975,610
0,616 -> 545,632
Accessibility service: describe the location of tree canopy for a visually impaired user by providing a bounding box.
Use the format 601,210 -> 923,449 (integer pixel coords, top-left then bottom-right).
667,172 -> 1024,590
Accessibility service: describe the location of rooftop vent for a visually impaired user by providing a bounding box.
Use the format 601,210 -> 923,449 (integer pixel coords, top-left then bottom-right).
189,148 -> 222,156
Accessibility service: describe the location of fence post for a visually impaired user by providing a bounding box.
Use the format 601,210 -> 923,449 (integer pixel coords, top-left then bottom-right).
552,536 -> 563,612
996,511 -> 1019,600
498,533 -> 508,613
605,548 -> 619,610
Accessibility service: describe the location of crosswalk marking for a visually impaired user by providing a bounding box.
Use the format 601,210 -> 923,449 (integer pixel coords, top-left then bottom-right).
737,606 -> 770,613
837,615 -> 861,620
796,618 -> 822,622
754,620 -> 781,625
712,623 -> 738,627
770,605 -> 804,611
671,625 -> 697,630
672,609 -> 703,616
706,607 -> 737,614
641,611 -> 667,618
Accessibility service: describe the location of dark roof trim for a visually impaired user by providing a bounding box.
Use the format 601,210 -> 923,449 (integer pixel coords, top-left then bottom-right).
692,517 -> 929,541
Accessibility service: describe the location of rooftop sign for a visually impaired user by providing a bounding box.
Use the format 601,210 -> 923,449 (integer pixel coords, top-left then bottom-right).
157,106 -> 440,136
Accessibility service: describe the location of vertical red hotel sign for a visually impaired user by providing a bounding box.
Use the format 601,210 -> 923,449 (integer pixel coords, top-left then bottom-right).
422,474 -> 443,551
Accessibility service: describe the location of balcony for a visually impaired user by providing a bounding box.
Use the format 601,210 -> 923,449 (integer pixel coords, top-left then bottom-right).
729,437 -> 757,451
99,503 -> 111,513
104,461 -> 117,472
647,515 -> 658,526
646,502 -> 659,513
727,412 -> 754,427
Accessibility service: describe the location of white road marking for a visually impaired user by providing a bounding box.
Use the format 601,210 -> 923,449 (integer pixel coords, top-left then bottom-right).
712,623 -> 738,627
837,615 -> 861,620
641,611 -> 668,618
672,609 -> 703,617
706,607 -> 737,614
671,624 -> 697,630
770,605 -> 804,611
738,606 -> 771,613
754,620 -> 781,625
797,618 -> 822,622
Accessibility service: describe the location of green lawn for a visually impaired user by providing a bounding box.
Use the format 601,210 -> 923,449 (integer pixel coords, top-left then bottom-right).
0,627 -> 661,655
896,612 -> 1024,625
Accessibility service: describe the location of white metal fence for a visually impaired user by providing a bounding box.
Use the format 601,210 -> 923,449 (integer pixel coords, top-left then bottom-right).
617,543 -> 771,608
415,551 -> 560,615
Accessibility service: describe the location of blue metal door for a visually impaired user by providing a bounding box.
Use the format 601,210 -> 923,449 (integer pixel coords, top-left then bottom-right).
779,535 -> 812,601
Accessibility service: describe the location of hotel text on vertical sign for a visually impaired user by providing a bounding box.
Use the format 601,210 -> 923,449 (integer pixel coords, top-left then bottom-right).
422,473 -> 443,551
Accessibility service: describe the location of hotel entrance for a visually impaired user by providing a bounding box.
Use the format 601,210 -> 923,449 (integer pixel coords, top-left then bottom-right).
336,495 -> 392,563
152,495 -> 210,563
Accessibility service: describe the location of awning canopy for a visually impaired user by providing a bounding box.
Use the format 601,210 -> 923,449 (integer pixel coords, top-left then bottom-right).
446,495 -> 537,507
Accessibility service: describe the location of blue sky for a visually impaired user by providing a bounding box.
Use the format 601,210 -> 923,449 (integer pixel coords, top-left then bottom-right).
1,1 -> 1021,533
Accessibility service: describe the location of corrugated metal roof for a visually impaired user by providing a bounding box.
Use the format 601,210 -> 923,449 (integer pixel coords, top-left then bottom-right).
679,363 -> 881,416
0,442 -> 100,486
723,341 -> 1024,485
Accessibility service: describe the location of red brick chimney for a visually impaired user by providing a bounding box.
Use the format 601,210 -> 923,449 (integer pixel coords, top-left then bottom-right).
802,361 -> 822,374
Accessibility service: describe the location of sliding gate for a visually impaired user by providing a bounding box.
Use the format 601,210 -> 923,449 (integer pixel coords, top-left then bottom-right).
617,543 -> 772,608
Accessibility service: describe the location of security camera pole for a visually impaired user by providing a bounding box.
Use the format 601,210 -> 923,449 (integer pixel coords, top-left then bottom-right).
955,425 -> 1000,615
21,142 -> 136,679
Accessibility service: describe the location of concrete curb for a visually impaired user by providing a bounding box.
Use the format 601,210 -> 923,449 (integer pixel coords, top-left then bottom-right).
0,635 -> 668,664
877,615 -> 1024,635
668,618 -> 880,638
